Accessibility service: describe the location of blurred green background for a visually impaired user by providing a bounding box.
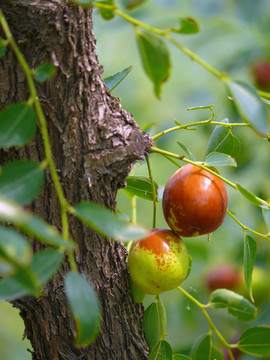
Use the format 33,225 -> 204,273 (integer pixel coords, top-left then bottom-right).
1,0 -> 270,359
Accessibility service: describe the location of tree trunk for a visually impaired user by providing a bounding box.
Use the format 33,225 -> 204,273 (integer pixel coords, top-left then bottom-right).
0,1 -> 152,359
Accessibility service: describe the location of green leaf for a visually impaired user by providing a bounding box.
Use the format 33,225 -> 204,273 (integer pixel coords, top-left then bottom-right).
262,208 -> 270,231
124,176 -> 158,201
237,326 -> 270,357
135,28 -> 170,99
0,37 -> 7,58
69,0 -> 93,8
31,249 -> 64,285
225,80 -> 268,135
104,65 -> 133,91
177,142 -> 196,161
236,183 -> 266,208
143,300 -> 166,350
0,226 -> 32,267
98,0 -> 115,20
172,17 -> 200,34
73,201 -> 147,242
0,275 -> 31,300
122,0 -> 147,10
209,289 -> 257,321
211,347 -> 224,360
244,234 -> 257,302
0,160 -> 44,205
0,103 -> 37,148
173,355 -> 191,360
34,62 -> 56,83
0,194 -> 74,249
205,152 -> 237,167
191,334 -> 211,360
205,118 -> 241,158
65,271 -> 101,345
148,340 -> 173,360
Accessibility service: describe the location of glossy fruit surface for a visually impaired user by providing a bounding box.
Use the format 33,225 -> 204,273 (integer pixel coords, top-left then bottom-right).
205,265 -> 241,292
128,228 -> 189,295
162,164 -> 228,237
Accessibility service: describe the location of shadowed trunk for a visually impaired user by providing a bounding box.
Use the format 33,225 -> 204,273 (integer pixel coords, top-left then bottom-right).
0,1 -> 152,359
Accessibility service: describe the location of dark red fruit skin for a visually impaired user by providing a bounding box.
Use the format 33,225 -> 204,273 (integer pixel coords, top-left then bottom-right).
162,164 -> 228,237
205,265 -> 241,292
253,60 -> 270,90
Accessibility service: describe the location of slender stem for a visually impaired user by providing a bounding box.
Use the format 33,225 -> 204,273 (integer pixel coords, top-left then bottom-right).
177,287 -> 234,360
145,154 -> 157,229
227,209 -> 270,241
152,120 -> 249,141
150,146 -> 238,189
156,294 -> 166,340
0,11 -> 76,268
258,90 -> 270,100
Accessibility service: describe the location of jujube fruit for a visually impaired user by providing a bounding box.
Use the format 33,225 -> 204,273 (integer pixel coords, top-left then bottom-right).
162,164 -> 228,237
205,265 -> 241,292
128,228 -> 189,295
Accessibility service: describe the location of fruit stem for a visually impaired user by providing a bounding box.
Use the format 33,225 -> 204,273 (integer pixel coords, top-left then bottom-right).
227,209 -> 270,241
150,146 -> 238,189
156,294 -> 167,341
152,119 -> 249,141
177,286 -> 235,359
145,154 -> 157,229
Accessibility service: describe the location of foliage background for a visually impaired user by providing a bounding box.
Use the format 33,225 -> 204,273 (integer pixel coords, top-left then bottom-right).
1,0 -> 270,359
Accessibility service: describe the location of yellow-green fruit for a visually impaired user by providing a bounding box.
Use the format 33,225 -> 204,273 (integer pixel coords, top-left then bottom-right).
128,228 -> 190,295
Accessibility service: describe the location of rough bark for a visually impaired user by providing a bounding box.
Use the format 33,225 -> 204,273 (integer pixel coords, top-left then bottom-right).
0,1 -> 152,359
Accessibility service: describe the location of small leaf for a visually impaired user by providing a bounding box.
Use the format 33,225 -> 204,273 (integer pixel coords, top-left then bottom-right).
104,65 -> 133,91
73,201 -> 147,242
0,275 -> 31,300
31,249 -> 64,285
237,326 -> 270,357
65,271 -> 101,345
173,355 -> 191,360
143,300 -> 166,350
177,142 -> 196,161
0,226 -> 32,267
135,28 -> 170,98
205,152 -> 237,167
191,334 -> 212,360
209,289 -> 257,321
0,103 -> 37,148
0,194 -> 74,249
34,62 -> 56,83
172,17 -> 199,34
0,37 -> 7,58
205,118 -> 241,158
69,0 -> 92,8
122,0 -> 147,10
225,80 -> 268,135
0,160 -> 44,205
236,183 -> 265,208
98,0 -> 115,20
262,208 -> 270,231
148,340 -> 173,360
244,234 -> 256,302
124,176 -> 158,201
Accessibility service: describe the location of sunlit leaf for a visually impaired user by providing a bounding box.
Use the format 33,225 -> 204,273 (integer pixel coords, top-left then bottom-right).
124,176 -> 158,201
73,201 -> 147,242
98,0 -> 115,20
225,80 -> 268,135
236,183 -> 266,208
65,271 -> 101,345
209,289 -> 257,321
177,142 -> 196,161
135,28 -> 170,98
205,152 -> 237,167
104,65 -> 133,91
0,103 -> 37,148
172,17 -> 199,34
237,326 -> 270,357
34,62 -> 56,83
244,234 -> 256,302
0,160 -> 44,205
